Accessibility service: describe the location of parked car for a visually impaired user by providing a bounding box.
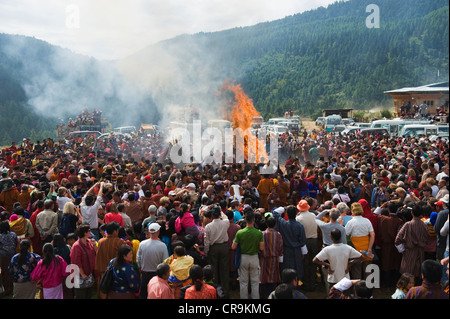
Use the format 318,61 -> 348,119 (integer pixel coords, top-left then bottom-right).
342,118 -> 355,125
355,122 -> 371,128
315,117 -> 326,126
341,126 -> 360,135
359,128 -> 389,136
98,132 -> 129,140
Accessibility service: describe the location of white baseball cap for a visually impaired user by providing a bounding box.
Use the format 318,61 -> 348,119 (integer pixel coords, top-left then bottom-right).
148,223 -> 161,233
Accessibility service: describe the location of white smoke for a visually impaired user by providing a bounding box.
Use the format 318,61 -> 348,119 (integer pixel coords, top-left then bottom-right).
1,32 -> 240,140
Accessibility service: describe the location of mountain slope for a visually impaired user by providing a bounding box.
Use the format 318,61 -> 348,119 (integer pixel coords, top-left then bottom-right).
0,0 -> 448,145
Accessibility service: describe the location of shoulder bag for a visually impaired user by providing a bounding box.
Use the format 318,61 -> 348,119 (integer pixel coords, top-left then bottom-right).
79,242 -> 95,288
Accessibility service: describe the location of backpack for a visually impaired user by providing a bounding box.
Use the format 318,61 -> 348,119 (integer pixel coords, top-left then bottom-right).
99,264 -> 114,294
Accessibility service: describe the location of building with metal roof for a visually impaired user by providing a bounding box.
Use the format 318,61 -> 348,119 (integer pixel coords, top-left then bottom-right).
384,81 -> 449,116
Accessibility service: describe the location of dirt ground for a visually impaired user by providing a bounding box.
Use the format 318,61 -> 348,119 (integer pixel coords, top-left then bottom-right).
228,268 -> 395,300
301,118 -> 320,131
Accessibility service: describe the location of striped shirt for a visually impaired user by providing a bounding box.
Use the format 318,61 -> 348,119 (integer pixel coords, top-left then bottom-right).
406,281 -> 449,299
395,217 -> 429,277
95,236 -> 125,274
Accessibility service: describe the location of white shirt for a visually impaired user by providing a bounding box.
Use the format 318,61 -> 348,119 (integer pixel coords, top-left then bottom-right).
436,171 -> 448,182
296,211 -> 318,239
80,196 -> 102,229
345,215 -> 374,238
204,212 -> 230,254
120,212 -> 133,229
137,238 -> 169,272
333,193 -> 351,204
315,243 -> 362,283
431,185 -> 439,198
56,196 -> 73,212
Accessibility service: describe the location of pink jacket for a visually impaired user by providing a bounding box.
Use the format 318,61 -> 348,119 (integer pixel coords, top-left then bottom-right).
31,256 -> 68,288
175,213 -> 196,234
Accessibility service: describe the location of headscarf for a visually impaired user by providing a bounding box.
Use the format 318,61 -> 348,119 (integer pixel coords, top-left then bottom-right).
358,199 -> 377,235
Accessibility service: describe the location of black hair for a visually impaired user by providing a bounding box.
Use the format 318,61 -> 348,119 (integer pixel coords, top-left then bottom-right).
76,223 -> 91,238
330,228 -> 341,242
173,245 -> 186,257
286,206 -> 297,220
189,264 -> 204,291
265,217 -> 276,228
179,203 -> 188,219
182,234 -> 196,250
411,204 -> 423,218
105,221 -> 120,234
203,265 -> 214,282
281,268 -> 298,284
245,211 -> 255,224
127,192 -> 136,201
85,195 -> 95,206
52,233 -> 66,250
0,221 -> 10,234
66,233 -> 78,242
156,262 -> 170,278
113,244 -> 133,268
18,239 -> 31,267
354,280 -> 373,299
42,243 -> 59,268
118,227 -> 127,238
274,283 -> 293,299
421,259 -> 443,283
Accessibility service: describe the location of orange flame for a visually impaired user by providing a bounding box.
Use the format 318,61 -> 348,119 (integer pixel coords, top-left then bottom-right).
222,81 -> 268,164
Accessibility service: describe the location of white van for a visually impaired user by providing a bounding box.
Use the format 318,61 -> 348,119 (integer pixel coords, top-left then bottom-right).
268,118 -> 288,126
268,125 -> 288,136
113,126 -> 137,135
370,119 -> 431,137
399,124 -> 438,137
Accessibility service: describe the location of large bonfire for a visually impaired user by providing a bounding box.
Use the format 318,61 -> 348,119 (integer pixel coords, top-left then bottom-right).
222,81 -> 268,164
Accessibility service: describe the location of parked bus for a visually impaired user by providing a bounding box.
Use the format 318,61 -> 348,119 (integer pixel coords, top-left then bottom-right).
324,114 -> 342,132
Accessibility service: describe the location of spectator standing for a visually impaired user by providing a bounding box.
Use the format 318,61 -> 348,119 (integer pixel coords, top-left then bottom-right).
136,222 -> 169,299
70,223 -> 97,299
31,242 -> 68,299
295,199 -> 319,291
35,199 -> 59,246
259,216 -> 283,299
204,206 -> 230,298
313,228 -> 363,289
106,244 -> 140,299
272,206 -> 307,282
94,221 -> 125,299
345,202 -> 375,280
80,182 -> 104,240
395,204 -> 430,284
232,211 -> 264,299
7,239 -> 41,299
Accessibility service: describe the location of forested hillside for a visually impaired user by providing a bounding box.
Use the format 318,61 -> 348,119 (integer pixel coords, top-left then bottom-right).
0,0 -> 448,145
208,0 -> 449,118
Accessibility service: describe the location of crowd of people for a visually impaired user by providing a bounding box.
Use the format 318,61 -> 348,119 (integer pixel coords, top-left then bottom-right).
398,101 -> 448,120
0,120 -> 449,300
